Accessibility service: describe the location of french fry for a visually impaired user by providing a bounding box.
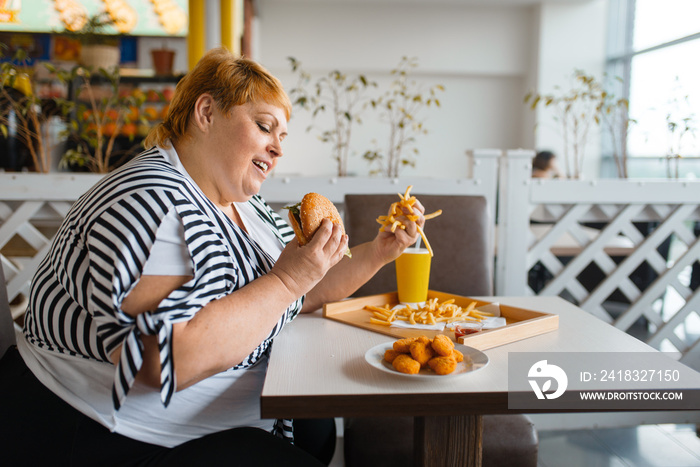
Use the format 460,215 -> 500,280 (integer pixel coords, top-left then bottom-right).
365,305 -> 391,313
364,299 -> 489,326
471,310 -> 494,318
369,318 -> 391,326
375,185 -> 442,256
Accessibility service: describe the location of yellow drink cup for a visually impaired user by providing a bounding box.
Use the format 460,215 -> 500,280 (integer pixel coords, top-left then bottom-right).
395,248 -> 431,304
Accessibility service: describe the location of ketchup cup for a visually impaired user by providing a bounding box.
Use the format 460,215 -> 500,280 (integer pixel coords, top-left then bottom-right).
454,322 -> 483,339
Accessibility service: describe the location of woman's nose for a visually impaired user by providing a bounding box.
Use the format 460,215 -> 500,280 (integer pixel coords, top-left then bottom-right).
268,140 -> 283,158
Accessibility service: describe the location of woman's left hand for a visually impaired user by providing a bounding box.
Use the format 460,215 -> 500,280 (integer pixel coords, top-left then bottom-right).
371,199 -> 426,265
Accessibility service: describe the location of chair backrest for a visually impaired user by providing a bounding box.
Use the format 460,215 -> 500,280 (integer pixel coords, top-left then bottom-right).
344,194 -> 493,298
0,261 -> 17,357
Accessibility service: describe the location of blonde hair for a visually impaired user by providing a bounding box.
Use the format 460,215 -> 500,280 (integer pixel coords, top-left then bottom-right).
144,48 -> 292,148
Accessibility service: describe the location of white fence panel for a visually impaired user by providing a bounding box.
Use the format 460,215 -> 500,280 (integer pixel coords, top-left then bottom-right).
0,173 -> 103,319
496,152 -> 700,370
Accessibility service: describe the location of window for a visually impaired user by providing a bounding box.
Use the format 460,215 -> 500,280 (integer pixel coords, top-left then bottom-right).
605,0 -> 700,178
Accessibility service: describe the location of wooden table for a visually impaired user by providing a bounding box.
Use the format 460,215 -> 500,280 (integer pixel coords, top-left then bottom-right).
260,296 -> 700,467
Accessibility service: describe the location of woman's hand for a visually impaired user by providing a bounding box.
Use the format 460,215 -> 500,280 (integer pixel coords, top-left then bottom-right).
371,199 -> 426,265
270,218 -> 349,298
300,200 -> 426,312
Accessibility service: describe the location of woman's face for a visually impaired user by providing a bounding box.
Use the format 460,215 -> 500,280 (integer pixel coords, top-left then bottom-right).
208,100 -> 287,203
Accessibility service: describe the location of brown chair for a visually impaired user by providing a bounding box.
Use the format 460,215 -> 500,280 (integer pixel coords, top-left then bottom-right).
342,194 -> 538,467
0,261 -> 16,359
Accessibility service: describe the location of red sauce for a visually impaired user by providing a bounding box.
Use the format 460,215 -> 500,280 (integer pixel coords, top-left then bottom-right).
454,324 -> 482,339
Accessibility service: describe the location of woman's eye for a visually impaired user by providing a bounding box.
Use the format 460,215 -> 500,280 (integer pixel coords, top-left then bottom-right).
257,122 -> 270,133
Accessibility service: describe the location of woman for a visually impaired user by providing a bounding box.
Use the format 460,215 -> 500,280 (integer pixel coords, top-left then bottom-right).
532,150 -> 564,179
0,48 -> 424,465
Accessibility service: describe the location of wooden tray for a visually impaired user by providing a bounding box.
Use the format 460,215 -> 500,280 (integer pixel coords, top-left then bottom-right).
323,290 -> 559,351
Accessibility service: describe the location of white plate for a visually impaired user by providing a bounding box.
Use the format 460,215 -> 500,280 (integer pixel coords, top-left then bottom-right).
364,341 -> 489,379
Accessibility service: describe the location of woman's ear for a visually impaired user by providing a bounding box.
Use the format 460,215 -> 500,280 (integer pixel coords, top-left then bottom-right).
192,93 -> 215,133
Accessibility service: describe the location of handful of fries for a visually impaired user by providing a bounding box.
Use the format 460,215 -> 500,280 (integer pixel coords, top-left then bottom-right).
365,298 -> 494,327
376,185 -> 442,256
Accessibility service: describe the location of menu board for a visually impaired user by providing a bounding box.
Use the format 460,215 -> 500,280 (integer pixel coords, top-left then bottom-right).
0,0 -> 188,36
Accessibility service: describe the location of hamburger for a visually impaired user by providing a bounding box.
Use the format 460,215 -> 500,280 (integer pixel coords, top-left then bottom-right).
285,193 -> 352,257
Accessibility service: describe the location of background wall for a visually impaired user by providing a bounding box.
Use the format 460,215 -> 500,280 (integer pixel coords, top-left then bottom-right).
247,0 -> 608,178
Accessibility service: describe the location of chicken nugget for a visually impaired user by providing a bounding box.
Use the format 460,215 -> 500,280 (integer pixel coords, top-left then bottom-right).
428,355 -> 457,375
384,349 -> 402,364
452,348 -> 464,363
409,340 -> 436,368
431,334 -> 455,356
416,335 -> 431,344
393,337 -> 417,353
392,354 -> 420,375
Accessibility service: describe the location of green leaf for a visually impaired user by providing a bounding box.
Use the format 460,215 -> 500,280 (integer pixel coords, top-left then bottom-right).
288,56 -> 299,71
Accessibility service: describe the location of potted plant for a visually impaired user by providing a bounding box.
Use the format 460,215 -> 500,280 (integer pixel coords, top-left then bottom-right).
662,77 -> 697,179
151,41 -> 176,76
524,69 -> 632,179
0,47 -> 72,173
50,64 -> 147,174
63,12 -> 121,70
363,56 -> 444,178
288,57 -> 376,177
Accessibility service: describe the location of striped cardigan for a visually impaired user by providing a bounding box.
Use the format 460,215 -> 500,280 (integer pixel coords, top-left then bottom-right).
23,148 -> 302,415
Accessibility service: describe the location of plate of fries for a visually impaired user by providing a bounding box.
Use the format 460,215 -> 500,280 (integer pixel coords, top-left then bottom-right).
365,340 -> 489,380
366,297 -> 498,330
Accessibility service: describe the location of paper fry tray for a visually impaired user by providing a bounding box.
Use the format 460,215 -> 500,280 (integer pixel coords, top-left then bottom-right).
322,290 -> 558,350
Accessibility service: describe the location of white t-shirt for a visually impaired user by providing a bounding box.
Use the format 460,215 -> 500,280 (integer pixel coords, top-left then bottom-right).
142,148 -> 283,276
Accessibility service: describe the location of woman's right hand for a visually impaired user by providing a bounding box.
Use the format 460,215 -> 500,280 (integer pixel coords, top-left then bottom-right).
270,218 -> 349,299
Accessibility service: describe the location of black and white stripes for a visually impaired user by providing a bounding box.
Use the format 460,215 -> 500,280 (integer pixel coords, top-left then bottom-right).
24,148 -> 302,414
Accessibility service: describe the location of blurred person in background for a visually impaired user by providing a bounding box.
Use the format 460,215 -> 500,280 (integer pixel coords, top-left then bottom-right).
532,150 -> 564,179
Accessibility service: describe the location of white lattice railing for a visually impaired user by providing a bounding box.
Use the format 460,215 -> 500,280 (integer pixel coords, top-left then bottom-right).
0,151 -> 501,319
0,173 -> 104,319
496,150 -> 700,370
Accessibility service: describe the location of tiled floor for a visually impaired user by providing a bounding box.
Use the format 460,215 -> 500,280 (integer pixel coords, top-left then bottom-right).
329,423 -> 700,467
537,424 -> 700,467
